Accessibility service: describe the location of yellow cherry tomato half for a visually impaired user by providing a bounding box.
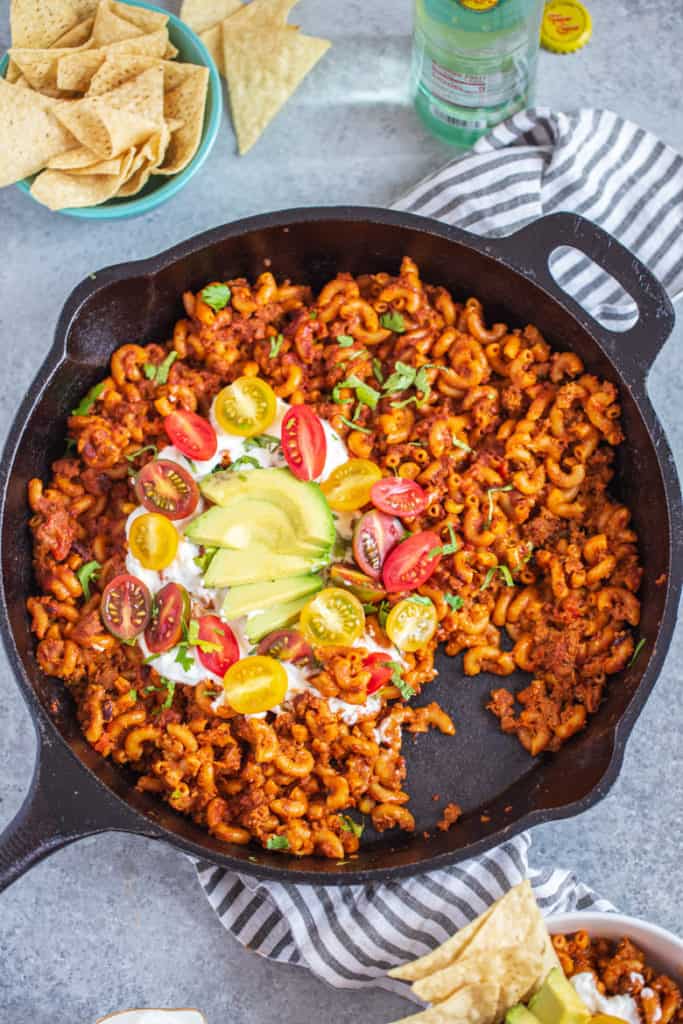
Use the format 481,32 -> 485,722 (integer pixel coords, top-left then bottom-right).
299,587 -> 365,647
385,597 -> 438,652
320,459 -> 383,512
128,512 -> 179,571
214,376 -> 277,437
223,655 -> 288,714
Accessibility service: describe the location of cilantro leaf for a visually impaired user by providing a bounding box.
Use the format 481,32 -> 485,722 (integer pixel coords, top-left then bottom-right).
244,434 -> 281,452
377,600 -> 391,629
201,283 -> 231,311
71,380 -> 105,416
186,618 -> 222,654
428,525 -> 459,560
386,660 -> 415,700
309,310 -> 318,320
174,645 -> 194,671
128,689 -> 137,702
269,333 -> 284,358
444,593 -> 464,612
76,560 -> 101,601
380,310 -> 406,333
126,444 -> 158,462
452,436 -> 473,454
383,361 -> 416,394
171,788 -> 183,801
339,815 -> 364,838
194,547 -> 217,573
339,416 -> 372,434
337,373 -> 380,410
391,396 -> 419,409
486,484 -> 514,527
372,358 -> 385,384
142,352 -> 178,386
229,455 -> 261,472
158,678 -> 176,709
408,594 -> 433,606
480,565 -> 516,591
628,637 -> 646,668
266,835 -> 290,851
337,334 -> 355,347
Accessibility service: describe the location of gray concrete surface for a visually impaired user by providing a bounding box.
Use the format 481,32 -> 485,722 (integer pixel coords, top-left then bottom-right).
0,1 -> 681,1021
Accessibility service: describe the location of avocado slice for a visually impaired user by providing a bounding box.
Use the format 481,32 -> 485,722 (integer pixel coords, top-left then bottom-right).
185,501 -> 325,558
200,468 -> 335,552
222,574 -> 323,619
204,546 -> 327,588
529,968 -> 591,1024
245,595 -> 311,643
506,1006 -> 543,1024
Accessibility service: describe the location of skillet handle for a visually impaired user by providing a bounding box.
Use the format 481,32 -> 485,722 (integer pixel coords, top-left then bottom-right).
491,212 -> 675,380
0,719 -> 161,895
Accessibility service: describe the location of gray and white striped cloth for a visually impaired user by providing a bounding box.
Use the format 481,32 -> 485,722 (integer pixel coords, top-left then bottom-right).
195,107 -> 682,995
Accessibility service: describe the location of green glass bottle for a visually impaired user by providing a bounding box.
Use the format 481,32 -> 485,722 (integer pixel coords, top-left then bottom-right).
411,0 -> 544,148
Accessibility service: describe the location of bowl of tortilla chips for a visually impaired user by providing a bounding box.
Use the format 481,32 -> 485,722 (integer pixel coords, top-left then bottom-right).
0,0 -> 222,218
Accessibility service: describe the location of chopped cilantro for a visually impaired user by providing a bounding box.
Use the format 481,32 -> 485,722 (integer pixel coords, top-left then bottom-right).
143,352 -> 178,385
309,310 -> 318,320
229,455 -> 261,472
143,653 -> 161,665
186,618 -> 222,653
339,416 -> 372,434
628,638 -> 646,668
380,310 -> 406,333
71,380 -> 105,416
377,600 -> 391,629
161,678 -> 176,709
201,283 -> 231,311
485,484 -> 514,527
244,434 -> 281,452
193,547 -> 217,573
128,689 -> 137,702
383,361 -> 416,394
125,444 -> 158,462
408,594 -> 433,606
174,645 -> 194,672
372,358 -> 385,384
339,815 -> 364,838
337,373 -> 380,410
452,436 -> 473,454
266,835 -> 290,851
76,560 -> 101,601
428,525 -> 459,560
170,789 -> 183,801
391,396 -> 419,409
337,334 -> 355,347
444,593 -> 464,612
480,565 -> 516,591
386,661 -> 415,700
269,333 -> 284,358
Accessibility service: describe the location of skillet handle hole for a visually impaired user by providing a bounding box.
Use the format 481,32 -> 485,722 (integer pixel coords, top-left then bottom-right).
548,245 -> 639,334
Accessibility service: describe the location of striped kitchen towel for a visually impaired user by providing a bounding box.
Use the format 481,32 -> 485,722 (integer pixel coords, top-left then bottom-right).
194,107 -> 682,994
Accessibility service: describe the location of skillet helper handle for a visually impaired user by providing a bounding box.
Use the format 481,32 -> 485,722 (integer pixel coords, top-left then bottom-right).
0,720 -> 160,894
493,212 -> 675,379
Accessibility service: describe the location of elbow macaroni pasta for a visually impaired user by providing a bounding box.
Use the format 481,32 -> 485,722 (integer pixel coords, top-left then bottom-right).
26,259 -> 642,855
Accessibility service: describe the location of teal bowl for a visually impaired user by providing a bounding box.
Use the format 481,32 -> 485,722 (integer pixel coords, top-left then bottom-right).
0,0 -> 222,219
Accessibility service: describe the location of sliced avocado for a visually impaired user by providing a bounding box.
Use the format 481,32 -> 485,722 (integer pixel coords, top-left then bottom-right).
506,1006 -> 543,1024
185,501 -> 325,558
222,574 -> 323,619
200,468 -> 335,552
529,968 -> 590,1024
204,546 -> 326,588
245,595 -> 311,643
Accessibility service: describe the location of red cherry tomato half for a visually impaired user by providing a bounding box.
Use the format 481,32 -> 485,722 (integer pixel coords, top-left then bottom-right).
196,614 -> 239,677
135,460 -> 200,521
364,651 -> 393,694
101,573 -> 151,640
382,531 -> 442,593
352,510 -> 405,580
144,582 -> 190,654
257,629 -> 315,667
164,410 -> 217,462
371,477 -> 428,518
281,406 -> 327,481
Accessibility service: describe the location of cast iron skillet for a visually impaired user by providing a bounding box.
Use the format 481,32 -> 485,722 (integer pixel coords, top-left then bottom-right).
0,208 -> 680,892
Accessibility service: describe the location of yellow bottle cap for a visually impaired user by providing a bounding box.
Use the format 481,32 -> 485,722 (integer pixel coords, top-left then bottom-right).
541,0 -> 593,53
460,0 -> 500,8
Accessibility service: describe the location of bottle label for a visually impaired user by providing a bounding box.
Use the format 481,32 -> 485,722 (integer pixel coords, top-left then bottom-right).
425,57 -> 522,108
429,103 -> 489,131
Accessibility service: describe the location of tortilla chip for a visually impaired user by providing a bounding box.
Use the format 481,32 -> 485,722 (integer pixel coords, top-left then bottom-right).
180,0 -> 242,34
0,78 -> 79,185
54,95 -> 158,159
99,64 -> 166,122
155,65 -> 209,174
110,0 -> 168,34
9,42 -> 95,91
10,0 -> 82,48
46,144 -> 104,169
200,0 -> 298,76
91,0 -> 145,45
224,24 -> 329,153
86,54 -> 196,96
413,947 -> 543,1006
51,15 -> 95,47
56,49 -> 105,91
30,164 -> 128,208
389,905 -> 497,982
388,983 -> 500,1024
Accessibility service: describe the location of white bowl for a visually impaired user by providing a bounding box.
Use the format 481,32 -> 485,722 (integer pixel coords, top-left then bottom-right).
546,912 -> 683,982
